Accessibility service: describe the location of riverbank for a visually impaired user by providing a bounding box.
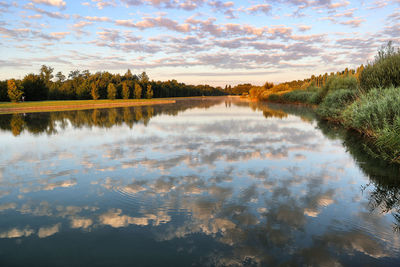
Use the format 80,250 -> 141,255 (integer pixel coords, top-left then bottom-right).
256,44 -> 400,164
0,99 -> 179,114
260,87 -> 399,164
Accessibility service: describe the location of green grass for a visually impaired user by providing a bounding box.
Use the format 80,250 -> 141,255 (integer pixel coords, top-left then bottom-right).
316,89 -> 356,120
343,87 -> 400,163
0,98 -> 182,115
343,87 -> 400,135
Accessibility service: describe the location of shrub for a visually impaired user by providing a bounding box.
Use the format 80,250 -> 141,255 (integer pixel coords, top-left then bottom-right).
308,89 -> 323,104
267,94 -> 282,102
359,42 -> 400,92
316,89 -> 356,119
343,87 -> 400,135
323,75 -> 358,92
281,90 -> 314,103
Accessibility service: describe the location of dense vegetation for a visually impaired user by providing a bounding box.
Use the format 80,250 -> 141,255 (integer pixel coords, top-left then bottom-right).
258,42 -> 400,164
0,69 -> 226,102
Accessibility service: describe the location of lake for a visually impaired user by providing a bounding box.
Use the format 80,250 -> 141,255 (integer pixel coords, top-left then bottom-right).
0,97 -> 399,266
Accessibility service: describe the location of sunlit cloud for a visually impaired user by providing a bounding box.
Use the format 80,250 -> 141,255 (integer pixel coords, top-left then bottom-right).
38,223 -> 61,238
31,0 -> 66,8
0,227 -> 34,239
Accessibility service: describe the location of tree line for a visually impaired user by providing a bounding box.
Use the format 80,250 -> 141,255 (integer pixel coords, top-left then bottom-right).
1,67 -> 226,102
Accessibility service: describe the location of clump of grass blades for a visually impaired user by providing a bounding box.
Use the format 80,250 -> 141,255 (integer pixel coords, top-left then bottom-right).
372,117 -> 400,163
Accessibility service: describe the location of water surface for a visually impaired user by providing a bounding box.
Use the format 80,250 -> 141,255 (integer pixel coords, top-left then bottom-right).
0,97 -> 399,266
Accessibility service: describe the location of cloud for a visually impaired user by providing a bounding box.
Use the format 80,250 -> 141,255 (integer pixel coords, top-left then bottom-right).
70,217 -> 93,229
92,0 -> 117,9
99,209 -> 170,227
297,25 -> 312,32
38,223 -> 61,238
31,0 -> 66,8
43,178 -> 76,190
24,3 -> 70,19
85,16 -> 111,22
73,21 -> 93,28
246,4 -> 272,15
0,202 -> 17,211
120,0 -> 143,6
367,0 -> 388,9
0,227 -> 34,238
28,14 -> 43,19
340,18 -> 365,27
116,17 -> 191,33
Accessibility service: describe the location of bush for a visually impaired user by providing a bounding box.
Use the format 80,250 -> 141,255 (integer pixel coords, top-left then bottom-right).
308,89 -> 323,104
323,75 -> 358,92
281,90 -> 314,103
343,87 -> 400,135
359,42 -> 400,92
316,89 -> 356,119
267,94 -> 282,102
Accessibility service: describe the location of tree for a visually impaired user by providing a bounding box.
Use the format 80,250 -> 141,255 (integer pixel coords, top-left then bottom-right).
68,70 -> 81,79
91,82 -> 99,100
139,71 -> 149,84
146,84 -> 153,99
263,82 -> 274,90
7,79 -> 23,102
107,83 -> 117,100
40,65 -> 54,85
77,80 -> 91,99
55,71 -> 66,82
0,80 -> 8,101
122,82 -> 130,99
134,83 -> 142,99
22,74 -> 48,100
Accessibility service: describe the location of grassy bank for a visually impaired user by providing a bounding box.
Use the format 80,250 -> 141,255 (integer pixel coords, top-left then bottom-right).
0,99 -> 176,114
259,43 -> 400,164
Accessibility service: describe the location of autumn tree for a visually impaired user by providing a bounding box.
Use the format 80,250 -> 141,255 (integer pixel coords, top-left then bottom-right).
107,83 -> 117,100
146,84 -> 153,99
122,82 -> 130,99
263,82 -> 274,90
7,79 -> 23,102
91,82 -> 99,100
134,83 -> 142,99
76,80 -> 91,99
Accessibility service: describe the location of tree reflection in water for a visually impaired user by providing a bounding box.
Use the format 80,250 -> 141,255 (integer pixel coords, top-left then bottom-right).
0,97 -> 399,266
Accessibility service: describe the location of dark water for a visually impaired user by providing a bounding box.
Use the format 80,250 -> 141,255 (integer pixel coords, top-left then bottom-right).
0,97 -> 399,266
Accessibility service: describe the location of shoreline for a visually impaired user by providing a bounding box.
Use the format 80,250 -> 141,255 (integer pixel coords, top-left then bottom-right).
0,96 -> 241,114
0,99 -> 177,114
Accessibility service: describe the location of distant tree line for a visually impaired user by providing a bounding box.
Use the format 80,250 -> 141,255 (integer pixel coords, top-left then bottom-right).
0,67 -> 226,102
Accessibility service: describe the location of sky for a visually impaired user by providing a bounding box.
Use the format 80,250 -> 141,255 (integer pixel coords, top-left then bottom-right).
0,0 -> 399,86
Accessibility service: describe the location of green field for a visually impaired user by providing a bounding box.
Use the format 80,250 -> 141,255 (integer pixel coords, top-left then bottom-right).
0,99 -> 176,114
